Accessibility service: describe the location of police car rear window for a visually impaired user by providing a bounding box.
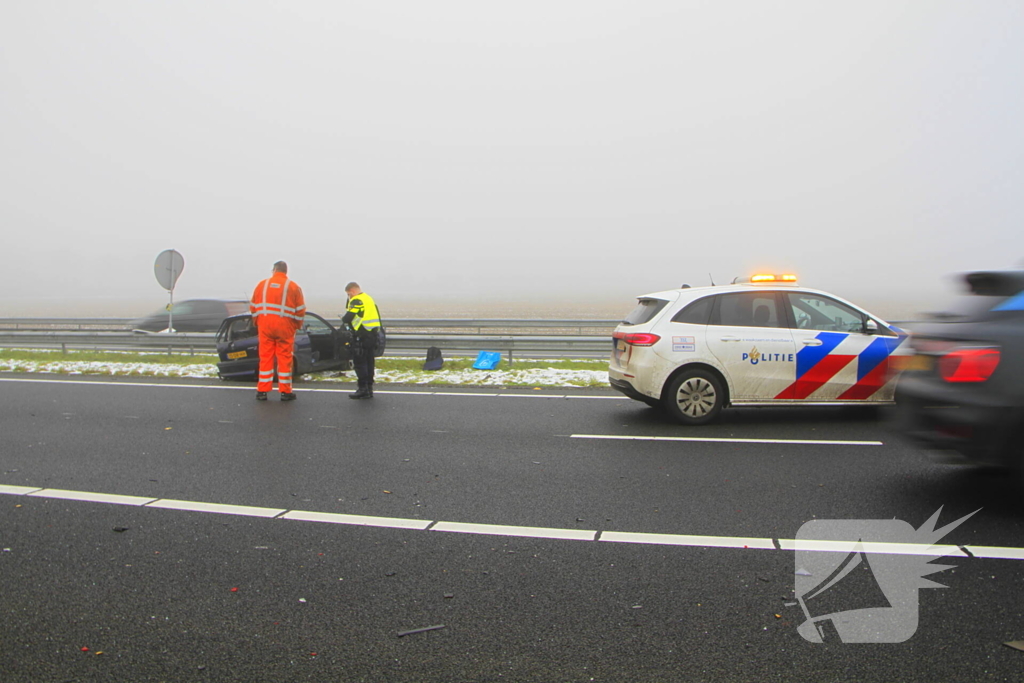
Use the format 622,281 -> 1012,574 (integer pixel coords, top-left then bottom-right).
622,298 -> 669,326
671,297 -> 713,325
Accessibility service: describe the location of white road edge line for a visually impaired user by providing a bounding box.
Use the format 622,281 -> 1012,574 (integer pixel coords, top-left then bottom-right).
0,486 -> 1014,559
571,434 -> 884,446
0,378 -> 625,398
431,521 -> 595,541
777,538 -> 967,557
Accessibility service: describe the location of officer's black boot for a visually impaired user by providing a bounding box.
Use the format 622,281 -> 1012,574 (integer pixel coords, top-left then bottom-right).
350,386 -> 369,399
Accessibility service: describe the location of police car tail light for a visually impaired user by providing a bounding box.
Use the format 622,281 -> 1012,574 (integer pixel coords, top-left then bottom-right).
614,331 -> 661,346
938,346 -> 1000,383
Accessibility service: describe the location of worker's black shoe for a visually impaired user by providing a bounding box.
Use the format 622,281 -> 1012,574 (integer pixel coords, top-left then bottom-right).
280,392 -> 296,401
255,392 -> 268,401
349,387 -> 371,399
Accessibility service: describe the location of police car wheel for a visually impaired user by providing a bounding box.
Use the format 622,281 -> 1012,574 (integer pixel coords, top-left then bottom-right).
664,369 -> 723,425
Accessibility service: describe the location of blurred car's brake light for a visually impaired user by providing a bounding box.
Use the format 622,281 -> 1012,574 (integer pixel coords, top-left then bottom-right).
938,347 -> 1000,383
613,331 -> 661,346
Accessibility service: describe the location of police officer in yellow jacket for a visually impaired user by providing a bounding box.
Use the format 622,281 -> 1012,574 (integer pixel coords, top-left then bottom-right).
341,282 -> 381,399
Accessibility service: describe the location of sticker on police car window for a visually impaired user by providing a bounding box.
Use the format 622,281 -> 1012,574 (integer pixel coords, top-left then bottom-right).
673,336 -> 695,352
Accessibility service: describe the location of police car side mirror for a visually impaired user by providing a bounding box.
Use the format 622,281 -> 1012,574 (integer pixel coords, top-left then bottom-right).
864,319 -> 879,335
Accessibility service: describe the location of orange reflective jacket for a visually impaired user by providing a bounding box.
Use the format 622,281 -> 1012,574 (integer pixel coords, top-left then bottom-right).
250,272 -> 305,338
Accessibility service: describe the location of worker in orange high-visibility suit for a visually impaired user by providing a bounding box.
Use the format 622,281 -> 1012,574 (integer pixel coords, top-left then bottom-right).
250,261 -> 305,401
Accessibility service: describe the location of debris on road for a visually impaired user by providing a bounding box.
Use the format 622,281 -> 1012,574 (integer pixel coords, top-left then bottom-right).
1004,641 -> 1024,652
397,624 -> 446,638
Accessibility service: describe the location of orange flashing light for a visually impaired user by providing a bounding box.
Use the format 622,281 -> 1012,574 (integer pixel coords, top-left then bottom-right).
749,273 -> 798,284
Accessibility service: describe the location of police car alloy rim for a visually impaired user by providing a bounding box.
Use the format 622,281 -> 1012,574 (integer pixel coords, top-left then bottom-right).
677,376 -> 717,418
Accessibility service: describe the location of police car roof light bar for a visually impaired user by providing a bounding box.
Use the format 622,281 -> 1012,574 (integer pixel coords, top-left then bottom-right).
734,273 -> 799,285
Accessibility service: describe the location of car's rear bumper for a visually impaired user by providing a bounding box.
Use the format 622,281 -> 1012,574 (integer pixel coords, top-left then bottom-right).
610,377 -> 653,402
895,375 -> 1021,467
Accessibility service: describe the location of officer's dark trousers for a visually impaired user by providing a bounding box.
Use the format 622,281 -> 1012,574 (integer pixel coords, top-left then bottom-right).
352,341 -> 376,388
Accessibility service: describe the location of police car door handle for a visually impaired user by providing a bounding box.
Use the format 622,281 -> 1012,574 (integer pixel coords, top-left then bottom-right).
802,339 -> 823,346
719,336 -> 741,342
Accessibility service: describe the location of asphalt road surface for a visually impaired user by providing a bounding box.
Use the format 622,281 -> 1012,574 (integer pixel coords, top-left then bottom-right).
1,374 -> 1023,682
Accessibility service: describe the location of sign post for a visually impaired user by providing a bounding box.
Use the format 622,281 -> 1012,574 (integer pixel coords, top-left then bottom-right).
154,249 -> 185,332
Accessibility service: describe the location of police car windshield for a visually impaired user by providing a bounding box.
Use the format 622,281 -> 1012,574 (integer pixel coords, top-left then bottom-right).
622,298 -> 669,326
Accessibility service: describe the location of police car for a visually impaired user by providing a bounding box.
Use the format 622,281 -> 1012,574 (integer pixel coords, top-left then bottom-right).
609,274 -> 911,424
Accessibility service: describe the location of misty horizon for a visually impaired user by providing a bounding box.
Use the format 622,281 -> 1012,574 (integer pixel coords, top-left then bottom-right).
3,2 -> 1021,319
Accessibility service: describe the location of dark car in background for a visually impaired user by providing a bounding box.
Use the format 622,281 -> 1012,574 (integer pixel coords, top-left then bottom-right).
215,312 -> 353,380
895,269 -> 1024,478
132,299 -> 249,333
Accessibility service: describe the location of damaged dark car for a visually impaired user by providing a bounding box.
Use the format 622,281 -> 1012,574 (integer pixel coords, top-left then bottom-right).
215,312 -> 353,381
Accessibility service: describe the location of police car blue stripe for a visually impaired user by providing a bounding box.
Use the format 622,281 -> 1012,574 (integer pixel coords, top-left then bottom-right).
856,336 -> 905,381
795,332 -> 846,379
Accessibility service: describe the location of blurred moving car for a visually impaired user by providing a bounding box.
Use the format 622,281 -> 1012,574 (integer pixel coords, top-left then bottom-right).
609,273 -> 912,424
215,312 -> 353,380
895,269 -> 1024,473
132,299 -> 249,333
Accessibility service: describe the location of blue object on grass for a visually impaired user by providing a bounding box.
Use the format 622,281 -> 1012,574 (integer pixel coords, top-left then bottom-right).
472,351 -> 502,370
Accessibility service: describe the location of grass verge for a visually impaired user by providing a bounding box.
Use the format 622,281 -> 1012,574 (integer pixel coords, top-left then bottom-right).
0,349 -> 611,388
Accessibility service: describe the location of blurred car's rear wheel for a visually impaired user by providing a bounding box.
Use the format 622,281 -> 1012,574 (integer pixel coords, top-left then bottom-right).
664,369 -> 723,425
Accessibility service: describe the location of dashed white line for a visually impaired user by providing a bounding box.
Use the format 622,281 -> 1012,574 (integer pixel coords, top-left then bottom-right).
2,486 -> 1018,560
571,434 -> 883,446
0,377 -> 626,399
283,510 -> 431,530
27,489 -> 156,506
146,499 -> 285,518
0,485 -> 42,495
601,531 -> 775,549
778,538 -> 967,557
431,521 -> 596,541
962,546 -> 1024,560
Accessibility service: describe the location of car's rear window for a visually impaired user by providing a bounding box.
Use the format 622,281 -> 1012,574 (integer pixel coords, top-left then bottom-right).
930,271 -> 1024,321
671,297 -> 713,325
622,298 -> 669,326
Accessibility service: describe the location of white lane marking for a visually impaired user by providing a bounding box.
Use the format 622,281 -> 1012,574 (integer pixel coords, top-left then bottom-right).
431,521 -> 596,541
566,395 -> 629,400
963,546 -> 1024,560
0,378 -> 244,390
601,531 -> 774,550
27,489 -> 157,506
0,378 -> 616,399
283,510 -> 431,530
376,390 -> 441,396
571,434 -> 883,446
778,538 -> 967,557
146,499 -> 285,518
500,394 -> 566,399
4,485 -> 1014,560
0,485 -> 42,495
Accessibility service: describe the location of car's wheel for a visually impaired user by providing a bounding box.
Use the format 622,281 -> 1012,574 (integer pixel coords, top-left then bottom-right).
664,369 -> 724,425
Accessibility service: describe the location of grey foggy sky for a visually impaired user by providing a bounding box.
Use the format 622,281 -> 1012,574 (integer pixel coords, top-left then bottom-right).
2,1 -> 1022,317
